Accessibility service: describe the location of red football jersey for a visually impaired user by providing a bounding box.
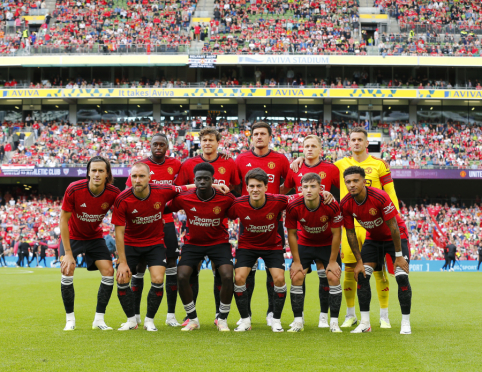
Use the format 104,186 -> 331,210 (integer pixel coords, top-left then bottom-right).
61,179 -> 120,240
285,195 -> 343,247
227,193 -> 289,250
284,160 -> 340,193
341,187 -> 408,242
167,189 -> 235,246
112,184 -> 186,247
235,150 -> 290,195
174,154 -> 240,187
126,156 -> 181,223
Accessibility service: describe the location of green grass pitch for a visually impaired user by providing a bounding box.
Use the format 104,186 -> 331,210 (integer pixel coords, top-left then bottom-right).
1,268 -> 480,371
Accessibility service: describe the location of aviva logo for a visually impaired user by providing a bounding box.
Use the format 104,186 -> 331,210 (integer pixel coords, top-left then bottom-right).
268,89 -> 306,97
445,90 -> 482,98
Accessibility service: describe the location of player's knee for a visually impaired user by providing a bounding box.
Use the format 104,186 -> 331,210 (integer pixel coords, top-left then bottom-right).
150,274 -> 164,284
104,266 -> 114,277
177,269 -> 191,284
272,273 -> 285,287
326,271 -> 340,286
291,272 -> 304,286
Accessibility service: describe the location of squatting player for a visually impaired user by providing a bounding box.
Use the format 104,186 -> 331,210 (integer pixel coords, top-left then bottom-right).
235,122 -> 290,327
167,163 -> 235,332
125,133 -> 183,327
341,166 -> 412,334
286,173 -> 343,332
59,156 -> 120,331
175,127 -> 240,324
292,127 -> 401,328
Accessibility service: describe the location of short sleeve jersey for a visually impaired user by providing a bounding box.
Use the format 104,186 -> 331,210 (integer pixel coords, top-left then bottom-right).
167,189 -> 235,246
285,195 -> 343,246
125,156 -> 181,224
175,154 -> 240,187
284,160 -> 340,193
340,187 -> 407,242
227,193 -> 289,250
61,179 -> 120,240
112,184 -> 186,247
235,150 -> 290,195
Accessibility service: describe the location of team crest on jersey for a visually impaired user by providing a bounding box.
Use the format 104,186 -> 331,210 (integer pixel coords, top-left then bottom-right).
369,208 -> 377,216
218,167 -> 226,174
154,202 -> 162,210
266,213 -> 275,220
101,202 -> 109,210
167,167 -> 174,175
320,215 -> 328,223
319,171 -> 326,179
268,162 -> 276,169
365,167 -> 373,174
213,206 -> 222,215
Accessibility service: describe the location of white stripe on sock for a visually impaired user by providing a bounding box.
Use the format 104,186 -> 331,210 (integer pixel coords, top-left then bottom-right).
166,267 -> 177,275
329,285 -> 342,295
234,284 -> 246,292
61,275 -> 73,285
290,285 -> 303,294
274,284 -> 287,293
101,276 -> 114,286
317,269 -> 327,278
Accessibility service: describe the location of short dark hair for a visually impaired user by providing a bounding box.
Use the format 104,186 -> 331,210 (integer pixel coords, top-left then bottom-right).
194,162 -> 215,176
199,127 -> 222,142
252,121 -> 272,136
151,133 -> 168,142
245,168 -> 269,185
343,166 -> 366,179
301,172 -> 321,185
349,127 -> 368,138
86,156 -> 113,184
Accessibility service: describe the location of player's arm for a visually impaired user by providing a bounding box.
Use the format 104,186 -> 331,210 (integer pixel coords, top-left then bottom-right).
114,225 -> 131,283
346,227 -> 365,280
385,216 -> 409,273
379,160 -> 400,211
59,210 -> 75,276
326,226 -> 341,279
289,156 -> 305,172
279,183 -> 292,195
288,228 -> 303,280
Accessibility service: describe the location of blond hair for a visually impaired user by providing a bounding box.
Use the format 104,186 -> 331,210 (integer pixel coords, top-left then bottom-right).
303,135 -> 322,146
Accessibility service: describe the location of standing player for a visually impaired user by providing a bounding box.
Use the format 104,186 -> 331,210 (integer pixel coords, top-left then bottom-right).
167,163 -> 235,331
286,173 -> 343,332
59,156 -> 120,331
341,166 -> 412,334
125,133 -> 183,327
291,127 -> 401,328
234,122 -> 290,326
175,127 -> 240,324
227,168 -> 290,332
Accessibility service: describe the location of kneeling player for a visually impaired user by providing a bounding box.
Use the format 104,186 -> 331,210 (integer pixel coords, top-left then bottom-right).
59,156 -> 120,331
167,163 -> 235,331
341,166 -> 412,334
227,168 -> 290,332
286,173 -> 343,332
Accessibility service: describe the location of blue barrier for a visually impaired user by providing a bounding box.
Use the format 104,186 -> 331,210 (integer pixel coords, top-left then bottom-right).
3,256 -> 61,268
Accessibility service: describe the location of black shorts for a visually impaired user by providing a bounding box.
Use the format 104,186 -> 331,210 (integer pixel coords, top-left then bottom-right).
298,244 -> 342,270
361,238 -> 410,271
179,243 -> 233,268
164,222 -> 180,259
125,244 -> 167,275
235,248 -> 285,270
59,238 -> 112,271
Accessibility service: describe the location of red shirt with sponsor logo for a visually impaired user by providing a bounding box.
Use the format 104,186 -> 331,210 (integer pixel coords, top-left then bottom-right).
61,179 -> 120,240
285,195 -> 343,247
284,160 -> 339,193
167,189 -> 235,246
112,184 -> 186,247
175,154 -> 240,187
340,187 -> 407,241
235,150 -> 290,195
227,193 -> 289,250
126,156 -> 181,223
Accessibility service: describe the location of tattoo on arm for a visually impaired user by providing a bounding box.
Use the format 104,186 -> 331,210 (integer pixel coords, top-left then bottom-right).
346,228 -> 362,261
385,217 -> 402,252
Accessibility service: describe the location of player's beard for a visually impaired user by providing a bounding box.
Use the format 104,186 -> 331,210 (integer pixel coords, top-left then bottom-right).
134,184 -> 148,194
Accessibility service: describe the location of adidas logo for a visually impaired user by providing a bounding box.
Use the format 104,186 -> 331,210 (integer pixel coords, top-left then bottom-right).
132,209 -> 138,214
150,171 -> 155,174
80,203 -> 86,207
381,288 -> 389,292
163,259 -> 167,263
245,216 -> 251,220
300,218 -> 306,222
190,207 -> 196,211
246,163 -> 252,167
298,173 -> 303,177
352,213 -> 357,217
175,248 -> 181,253
282,263 -> 285,267
404,255 -> 409,260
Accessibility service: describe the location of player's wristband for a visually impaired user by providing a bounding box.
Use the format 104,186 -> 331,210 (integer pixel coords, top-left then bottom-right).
395,251 -> 403,257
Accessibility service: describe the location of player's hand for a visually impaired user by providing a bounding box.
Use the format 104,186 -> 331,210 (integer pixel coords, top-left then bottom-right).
116,261 -> 132,284
322,191 -> 334,204
60,253 -> 76,276
326,261 -> 341,279
218,151 -> 231,160
290,157 -> 304,172
213,184 -> 230,194
290,261 -> 304,280
353,260 -> 366,282
394,256 -> 409,274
